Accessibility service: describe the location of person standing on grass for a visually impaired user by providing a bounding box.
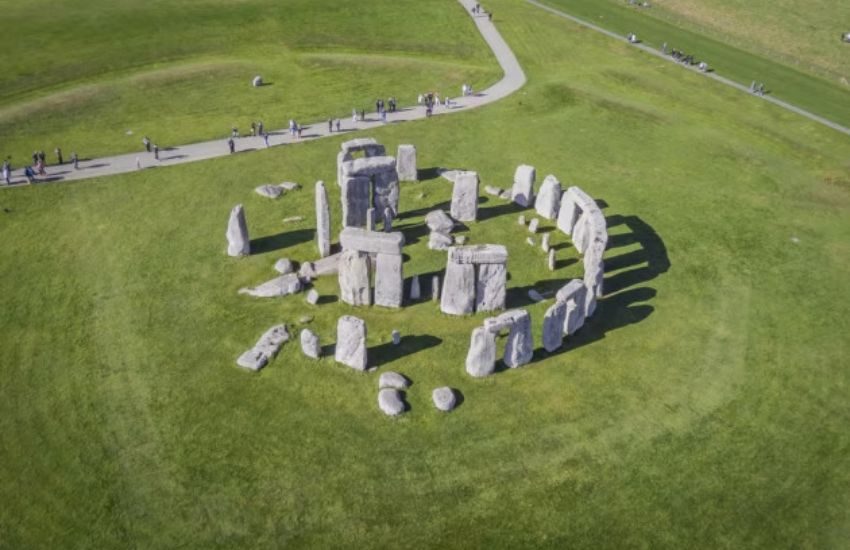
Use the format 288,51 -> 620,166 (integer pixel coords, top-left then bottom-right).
153,144 -> 159,160
55,147 -> 63,165
2,159 -> 10,185
258,121 -> 264,136
71,152 -> 79,169
36,158 -> 46,176
142,136 -> 151,152
328,119 -> 333,133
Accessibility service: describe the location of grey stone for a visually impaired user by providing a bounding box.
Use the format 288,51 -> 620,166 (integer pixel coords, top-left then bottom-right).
431,275 -> 441,302
315,181 -> 331,258
439,169 -> 460,182
255,184 -> 283,199
499,189 -> 512,200
274,258 -> 294,274
280,181 -> 300,191
558,279 -> 587,335
335,315 -> 367,370
584,256 -> 604,298
226,204 -> 250,257
299,252 -> 341,278
300,329 -> 320,359
534,175 -> 562,220
556,194 -> 581,235
440,261 -> 475,315
428,231 -> 453,250
511,164 -> 536,207
526,237 -> 535,246
374,253 -> 403,308
397,144 -> 417,181
378,389 -> 405,416
465,326 -> 497,378
341,176 -> 371,228
382,207 -> 394,232
306,288 -> 320,305
541,233 -> 550,253
548,248 -> 556,271
425,210 -> 455,234
409,275 -> 421,300
373,169 -> 400,217
543,301 -> 567,352
585,285 -> 598,318
432,387 -> 457,412
366,207 -> 377,231
450,171 -> 479,222
504,310 -> 533,368
236,325 -> 290,371
484,309 -> 527,333
299,315 -> 313,324
391,330 -> 401,345
379,371 -> 409,390
239,273 -> 302,298
528,218 -> 539,233
518,214 -> 526,225
528,289 -> 545,302
449,244 -> 508,265
341,137 -> 385,157
340,227 -> 405,255
476,262 -> 507,312
484,185 -> 503,197
338,250 -> 371,306
342,156 -> 397,178
455,235 -> 467,245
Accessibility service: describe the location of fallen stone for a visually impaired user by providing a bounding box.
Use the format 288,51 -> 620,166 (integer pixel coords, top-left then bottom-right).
338,250 -> 371,306
534,174 -> 562,220
504,310 -> 533,368
397,144 -> 417,181
306,288 -> 319,305
528,218 -> 539,233
391,330 -> 401,345
450,171 -> 479,222
409,275 -> 421,300
425,210 -> 455,234
315,181 -> 331,258
432,387 -> 457,412
283,216 -> 303,223
518,215 -> 526,225
340,227 -> 405,255
449,244 -> 508,265
374,253 -> 403,308
274,258 -> 294,274
543,301 -> 567,352
428,231 -> 453,250
379,371 -> 409,390
440,261 -> 475,315
511,164 -> 536,207
300,329 -> 320,359
226,204 -> 250,257
255,184 -> 284,199
476,262 -> 507,312
335,315 -> 367,370
484,185 -> 503,197
528,289 -> 545,302
239,273 -> 302,298
252,75 -> 263,87
465,326 -> 497,377
378,388 -> 405,416
236,324 -> 289,371
455,235 -> 467,245
280,181 -> 300,191
299,252 -> 340,278
541,233 -> 550,253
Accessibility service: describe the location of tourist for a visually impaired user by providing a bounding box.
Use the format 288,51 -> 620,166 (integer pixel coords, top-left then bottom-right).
142,136 -> 151,152
228,137 -> 235,154
360,109 -> 365,121
24,166 -> 35,184
328,119 -> 333,133
38,151 -> 45,164
352,109 -> 358,123
263,133 -> 270,148
297,125 -> 303,138
336,119 -> 341,132
153,144 -> 159,160
71,152 -> 79,169
136,157 -> 141,170
2,159 -> 10,185
36,158 -> 45,175
381,110 -> 387,124
55,147 -> 63,165
250,122 -> 256,137
231,127 -> 238,139
258,121 -> 264,135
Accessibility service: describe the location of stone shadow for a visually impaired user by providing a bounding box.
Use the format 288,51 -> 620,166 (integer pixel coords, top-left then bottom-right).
250,228 -> 314,255
477,200 -> 523,221
370,334 -> 442,367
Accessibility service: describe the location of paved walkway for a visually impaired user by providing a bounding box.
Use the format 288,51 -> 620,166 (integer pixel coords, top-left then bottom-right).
527,0 -> 850,137
3,0 -> 525,188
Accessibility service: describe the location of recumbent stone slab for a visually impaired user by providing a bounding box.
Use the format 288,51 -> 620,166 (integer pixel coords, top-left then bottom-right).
236,325 -> 290,371
238,273 -> 302,298
379,371 -> 409,390
432,387 -> 458,412
378,389 -> 405,416
300,329 -> 320,359
340,227 -> 404,255
425,210 -> 455,234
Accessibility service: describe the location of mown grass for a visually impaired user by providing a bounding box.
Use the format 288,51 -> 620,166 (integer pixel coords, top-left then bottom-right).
1,0 -> 849,547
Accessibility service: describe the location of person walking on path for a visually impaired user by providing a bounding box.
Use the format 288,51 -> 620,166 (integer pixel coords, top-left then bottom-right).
153,144 -> 159,160
328,119 -> 333,133
297,125 -> 303,138
136,157 -> 141,170
36,158 -> 46,176
71,152 -> 79,169
352,109 -> 357,123
38,151 -> 46,165
228,137 -> 235,154
2,159 -> 11,185
143,136 -> 151,152
335,119 -> 341,132
263,133 -> 270,148
258,121 -> 264,136
55,147 -> 63,165
24,166 -> 35,184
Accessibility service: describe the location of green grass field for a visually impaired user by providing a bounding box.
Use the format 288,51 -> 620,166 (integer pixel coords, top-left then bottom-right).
1,0 -> 850,547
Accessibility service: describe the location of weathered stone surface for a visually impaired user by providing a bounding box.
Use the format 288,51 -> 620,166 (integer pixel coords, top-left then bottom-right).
366,207 -> 376,231
299,252 -> 341,279
373,169 -> 400,216
431,275 -> 441,302
315,181 -> 331,258
585,285 -> 598,318
440,261 -> 475,315
439,169 -> 460,182
428,231 -> 453,250
239,273 -> 302,298
255,184 -> 283,199
409,275 -> 421,300
484,185 -> 503,197
397,144 -> 417,181
342,156 -> 397,178
374,253 -> 403,308
379,371 -> 409,390
338,250 -> 371,306
566,185 -> 597,211
279,181 -> 300,191
236,325 -> 289,371
476,262 -> 507,312
274,258 -> 294,274
548,248 -> 556,271
306,288 -> 320,305
335,315 -> 367,370
558,279 -> 587,335
378,389 -> 405,416
543,301 -> 567,352
391,329 -> 401,345
341,137 -> 385,157
504,310 -> 533,368
541,232 -> 551,253
528,218 -> 539,234
226,204 -> 250,257
534,175 -> 562,220
455,235 -> 467,245
300,329 -> 320,359
432,387 -> 457,412
340,227 -> 405,255
382,207 -> 394,232
465,326 -> 497,377
450,171 -> 479,222
425,210 -> 455,234
341,176 -> 371,228
448,244 -> 508,265
483,309 -> 527,334
511,164 -> 536,207
556,194 -> 581,235
584,257 -> 604,298
528,289 -> 545,302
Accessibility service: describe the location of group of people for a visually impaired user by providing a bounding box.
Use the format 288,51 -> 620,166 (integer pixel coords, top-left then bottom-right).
470,3 -> 492,20
1,147 -> 81,185
749,81 -> 767,96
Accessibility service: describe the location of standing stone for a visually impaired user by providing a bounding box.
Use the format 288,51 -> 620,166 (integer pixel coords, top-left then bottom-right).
300,329 -> 320,359
475,262 -> 507,312
528,218 -> 539,233
315,181 -> 331,258
548,248 -> 556,271
440,261 -> 475,315
374,253 -> 403,308
431,275 -> 441,302
504,310 -> 533,368
432,387 -> 458,412
226,204 -> 250,257
465,326 -> 497,377
511,164 -> 536,207
397,144 -> 417,181
335,315 -> 367,370
391,329 -> 401,345
409,275 -> 421,300
342,176 -> 371,228
450,171 -> 479,222
383,206 -> 394,233
366,207 -> 377,231
541,233 -> 550,253
306,288 -> 320,305
373,169 -> 400,218
557,195 -> 580,235
585,284 -> 598,318
534,174 -> 562,220
542,301 -> 567,352
338,250 -> 371,306
558,280 -> 588,335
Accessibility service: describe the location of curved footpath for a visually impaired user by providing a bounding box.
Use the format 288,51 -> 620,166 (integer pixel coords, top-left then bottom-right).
3,0 -> 525,188
527,0 -> 850,138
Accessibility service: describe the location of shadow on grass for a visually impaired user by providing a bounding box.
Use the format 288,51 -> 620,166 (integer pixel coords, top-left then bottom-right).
250,228 -> 314,255
370,334 -> 442,368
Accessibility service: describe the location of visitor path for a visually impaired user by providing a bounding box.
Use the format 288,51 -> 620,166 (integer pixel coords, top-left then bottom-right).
3,0 -> 525,187
527,0 -> 850,138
